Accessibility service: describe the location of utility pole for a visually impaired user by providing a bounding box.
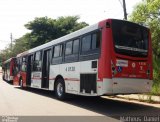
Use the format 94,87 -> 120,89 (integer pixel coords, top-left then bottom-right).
122,0 -> 127,20
10,33 -> 12,50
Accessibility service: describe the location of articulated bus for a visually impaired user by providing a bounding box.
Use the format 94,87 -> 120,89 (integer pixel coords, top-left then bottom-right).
13,19 -> 153,100
2,57 -> 16,83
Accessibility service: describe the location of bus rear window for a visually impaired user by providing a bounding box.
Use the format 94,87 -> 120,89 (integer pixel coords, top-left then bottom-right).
112,20 -> 149,57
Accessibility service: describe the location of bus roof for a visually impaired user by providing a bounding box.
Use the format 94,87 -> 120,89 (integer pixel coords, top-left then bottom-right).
16,18 -> 150,58
17,22 -> 99,57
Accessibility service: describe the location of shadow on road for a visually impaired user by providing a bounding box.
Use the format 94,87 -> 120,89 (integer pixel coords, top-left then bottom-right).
3,80 -> 13,85
15,87 -> 160,119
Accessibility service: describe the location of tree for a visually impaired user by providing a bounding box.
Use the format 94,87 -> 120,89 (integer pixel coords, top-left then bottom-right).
129,0 -> 160,58
25,16 -> 88,48
0,44 -> 13,61
130,0 -> 160,94
12,33 -> 31,55
0,33 -> 31,61
0,16 -> 88,61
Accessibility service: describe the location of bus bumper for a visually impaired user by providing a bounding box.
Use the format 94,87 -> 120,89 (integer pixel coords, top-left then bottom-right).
101,78 -> 153,95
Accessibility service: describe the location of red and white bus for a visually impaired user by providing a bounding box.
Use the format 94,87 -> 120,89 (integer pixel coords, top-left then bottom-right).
13,19 -> 153,100
13,53 -> 27,86
2,57 -> 16,83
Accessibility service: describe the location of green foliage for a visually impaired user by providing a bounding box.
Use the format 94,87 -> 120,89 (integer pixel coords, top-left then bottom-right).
130,0 -> 160,57
25,16 -> 88,48
0,44 -> 14,61
0,53 -> 3,66
0,33 -> 31,61
130,0 -> 160,95
0,16 -> 88,61
152,56 -> 160,95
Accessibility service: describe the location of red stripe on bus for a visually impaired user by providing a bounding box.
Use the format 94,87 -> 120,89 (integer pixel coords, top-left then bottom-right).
49,78 -> 55,80
32,77 -> 102,82
31,78 -> 42,80
64,78 -> 79,81
97,80 -> 102,82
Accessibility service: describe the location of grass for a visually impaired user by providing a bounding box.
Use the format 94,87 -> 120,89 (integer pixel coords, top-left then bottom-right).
152,56 -> 160,96
116,94 -> 159,104
151,82 -> 160,96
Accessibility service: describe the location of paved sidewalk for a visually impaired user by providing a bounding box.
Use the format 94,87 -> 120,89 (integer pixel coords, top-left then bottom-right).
116,94 -> 160,103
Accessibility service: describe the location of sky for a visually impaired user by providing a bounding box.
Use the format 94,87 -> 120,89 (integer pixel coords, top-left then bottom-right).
0,0 -> 142,50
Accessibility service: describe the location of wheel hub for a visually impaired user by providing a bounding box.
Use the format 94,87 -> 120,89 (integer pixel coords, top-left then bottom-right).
57,83 -> 63,97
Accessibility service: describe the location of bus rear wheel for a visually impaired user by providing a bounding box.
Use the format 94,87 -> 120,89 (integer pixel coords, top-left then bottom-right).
20,78 -> 23,88
55,79 -> 66,100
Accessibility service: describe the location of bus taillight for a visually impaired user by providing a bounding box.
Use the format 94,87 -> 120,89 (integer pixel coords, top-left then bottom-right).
147,64 -> 150,78
111,60 -> 117,77
106,22 -> 110,28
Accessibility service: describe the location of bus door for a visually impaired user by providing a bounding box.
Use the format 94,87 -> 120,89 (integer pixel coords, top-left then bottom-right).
31,51 -> 42,88
26,54 -> 33,86
42,49 -> 51,89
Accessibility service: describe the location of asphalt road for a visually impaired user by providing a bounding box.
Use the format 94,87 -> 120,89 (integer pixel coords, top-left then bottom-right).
0,74 -> 160,122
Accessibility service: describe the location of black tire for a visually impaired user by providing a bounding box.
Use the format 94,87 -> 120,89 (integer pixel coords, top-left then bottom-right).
55,79 -> 66,100
2,75 -> 5,81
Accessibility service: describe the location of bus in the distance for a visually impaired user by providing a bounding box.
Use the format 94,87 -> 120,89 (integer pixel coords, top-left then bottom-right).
2,57 -> 16,83
13,19 -> 153,100
13,52 -> 28,86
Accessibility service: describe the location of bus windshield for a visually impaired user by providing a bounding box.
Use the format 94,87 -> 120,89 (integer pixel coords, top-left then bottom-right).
112,20 -> 149,57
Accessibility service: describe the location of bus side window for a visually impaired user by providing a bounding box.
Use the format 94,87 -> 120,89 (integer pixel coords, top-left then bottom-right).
13,60 -> 19,75
92,32 -> 100,50
33,51 -> 42,71
65,39 -> 79,56
19,58 -> 22,71
73,39 -> 79,54
30,55 -> 33,72
65,41 -> 73,55
21,57 -> 27,72
53,44 -> 63,58
52,44 -> 63,64
81,31 -> 101,53
64,39 -> 79,63
81,35 -> 91,52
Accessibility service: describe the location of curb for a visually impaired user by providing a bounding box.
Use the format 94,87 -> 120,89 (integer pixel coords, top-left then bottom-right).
115,94 -> 160,104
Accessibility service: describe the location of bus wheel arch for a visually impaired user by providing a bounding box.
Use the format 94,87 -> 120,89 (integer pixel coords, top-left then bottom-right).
54,75 -> 66,100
